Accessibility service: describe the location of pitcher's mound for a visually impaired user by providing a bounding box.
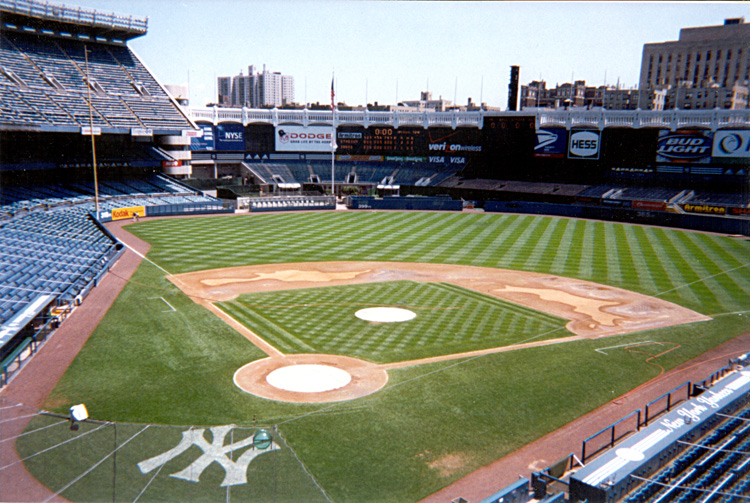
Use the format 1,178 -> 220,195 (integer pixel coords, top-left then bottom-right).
234,354 -> 388,403
355,307 -> 416,323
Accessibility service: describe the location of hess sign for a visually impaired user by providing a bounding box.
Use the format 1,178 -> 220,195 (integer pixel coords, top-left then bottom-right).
568,130 -> 600,159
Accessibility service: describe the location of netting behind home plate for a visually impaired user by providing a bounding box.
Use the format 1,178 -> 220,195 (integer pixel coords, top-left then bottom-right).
2,406 -> 330,503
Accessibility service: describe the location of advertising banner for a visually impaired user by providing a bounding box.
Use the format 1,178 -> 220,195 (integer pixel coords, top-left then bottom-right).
656,130 -> 713,163
568,130 -> 601,160
632,200 -> 667,211
712,130 -> 750,160
214,123 -> 245,151
276,126 -> 334,152
111,206 -> 145,221
681,203 -> 727,215
534,128 -> 568,158
191,123 -> 214,151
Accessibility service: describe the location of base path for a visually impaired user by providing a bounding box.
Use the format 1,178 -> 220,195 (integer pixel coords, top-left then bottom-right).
169,260 -> 710,403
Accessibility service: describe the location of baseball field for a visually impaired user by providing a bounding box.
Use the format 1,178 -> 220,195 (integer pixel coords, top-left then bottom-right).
16,210 -> 750,502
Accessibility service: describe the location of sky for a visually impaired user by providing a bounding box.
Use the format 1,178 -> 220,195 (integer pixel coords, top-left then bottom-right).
84,1 -> 750,109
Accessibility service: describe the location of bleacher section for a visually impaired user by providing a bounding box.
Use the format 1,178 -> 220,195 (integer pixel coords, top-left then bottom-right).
0,30 -> 191,132
0,173 -> 220,216
243,160 -> 459,188
471,363 -> 750,503
0,209 -> 122,355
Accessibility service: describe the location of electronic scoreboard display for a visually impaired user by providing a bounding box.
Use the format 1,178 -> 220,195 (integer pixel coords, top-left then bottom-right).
336,126 -> 425,156
336,126 -> 483,159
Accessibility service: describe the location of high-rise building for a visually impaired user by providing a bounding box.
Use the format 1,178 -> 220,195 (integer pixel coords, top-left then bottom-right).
639,18 -> 750,109
217,65 -> 294,108
217,76 -> 232,106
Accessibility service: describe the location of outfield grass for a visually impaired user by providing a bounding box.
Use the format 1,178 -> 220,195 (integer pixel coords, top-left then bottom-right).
30,211 -> 750,503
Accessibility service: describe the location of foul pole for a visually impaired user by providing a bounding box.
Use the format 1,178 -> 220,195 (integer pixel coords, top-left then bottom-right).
330,75 -> 336,200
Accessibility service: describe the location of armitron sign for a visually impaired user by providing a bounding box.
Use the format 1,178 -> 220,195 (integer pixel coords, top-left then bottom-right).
681,203 -> 726,215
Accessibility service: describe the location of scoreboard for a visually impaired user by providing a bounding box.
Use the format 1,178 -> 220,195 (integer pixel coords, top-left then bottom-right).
335,126 -> 483,160
336,126 -> 425,156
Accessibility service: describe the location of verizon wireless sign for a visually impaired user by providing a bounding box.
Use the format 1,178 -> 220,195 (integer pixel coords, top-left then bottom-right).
568,130 -> 600,160
276,126 -> 334,152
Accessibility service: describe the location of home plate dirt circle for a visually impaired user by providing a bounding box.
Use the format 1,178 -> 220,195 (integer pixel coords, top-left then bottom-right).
234,354 -> 389,403
355,307 -> 416,323
266,364 -> 352,393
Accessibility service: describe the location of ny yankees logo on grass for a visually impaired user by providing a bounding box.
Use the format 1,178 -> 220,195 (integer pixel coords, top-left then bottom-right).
138,425 -> 279,487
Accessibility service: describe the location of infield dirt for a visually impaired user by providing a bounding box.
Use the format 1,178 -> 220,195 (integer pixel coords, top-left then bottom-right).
168,261 -> 710,339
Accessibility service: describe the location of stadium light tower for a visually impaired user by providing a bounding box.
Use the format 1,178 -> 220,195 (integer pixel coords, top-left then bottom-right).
84,46 -> 100,219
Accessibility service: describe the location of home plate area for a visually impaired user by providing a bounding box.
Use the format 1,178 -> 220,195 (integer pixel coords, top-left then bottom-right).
232,305 -> 413,402
233,353 -> 389,403
266,364 -> 352,393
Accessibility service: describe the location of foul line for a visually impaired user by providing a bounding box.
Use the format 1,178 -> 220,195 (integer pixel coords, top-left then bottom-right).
596,341 -> 661,355
148,297 -> 176,313
654,262 -> 750,298
121,241 -> 171,277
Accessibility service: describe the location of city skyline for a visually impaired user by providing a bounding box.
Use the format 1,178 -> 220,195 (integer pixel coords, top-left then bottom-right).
87,1 -> 749,108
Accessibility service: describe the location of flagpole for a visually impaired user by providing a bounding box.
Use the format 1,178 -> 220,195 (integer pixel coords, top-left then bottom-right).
331,74 -> 336,203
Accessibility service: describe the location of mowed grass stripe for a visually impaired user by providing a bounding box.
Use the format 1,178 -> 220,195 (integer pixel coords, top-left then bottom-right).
677,231 -> 749,313
663,231 -> 730,313
647,228 -> 702,308
468,214 -> 527,265
218,280 -> 569,362
559,219 -> 586,278
414,213 -> 489,263
352,212 -> 444,261
218,301 -> 317,354
447,213 -> 508,264
521,216 -> 563,271
601,223 -> 623,285
621,224 -> 660,294
632,226 -> 678,295
502,216 -> 551,270
546,217 -> 574,276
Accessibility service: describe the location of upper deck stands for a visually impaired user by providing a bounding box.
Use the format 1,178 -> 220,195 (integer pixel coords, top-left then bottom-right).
0,30 -> 192,133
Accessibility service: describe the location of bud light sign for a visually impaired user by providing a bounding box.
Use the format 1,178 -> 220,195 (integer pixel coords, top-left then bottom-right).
568,130 -> 600,159
656,130 -> 712,163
